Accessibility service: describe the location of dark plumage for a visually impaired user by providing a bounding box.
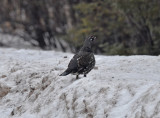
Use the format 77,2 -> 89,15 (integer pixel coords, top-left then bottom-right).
60,35 -> 96,79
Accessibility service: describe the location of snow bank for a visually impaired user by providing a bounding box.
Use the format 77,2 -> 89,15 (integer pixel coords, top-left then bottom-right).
0,48 -> 160,118
0,33 -> 38,49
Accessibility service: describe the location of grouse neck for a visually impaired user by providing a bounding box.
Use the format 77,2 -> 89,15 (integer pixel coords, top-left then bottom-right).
80,46 -> 92,52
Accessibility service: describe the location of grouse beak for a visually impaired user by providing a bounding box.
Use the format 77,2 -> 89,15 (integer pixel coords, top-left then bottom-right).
92,36 -> 96,45
92,36 -> 96,42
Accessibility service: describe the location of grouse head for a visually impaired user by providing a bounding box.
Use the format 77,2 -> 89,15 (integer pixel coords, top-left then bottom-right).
83,35 -> 96,49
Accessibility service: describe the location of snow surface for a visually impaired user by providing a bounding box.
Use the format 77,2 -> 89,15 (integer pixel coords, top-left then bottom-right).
0,48 -> 160,118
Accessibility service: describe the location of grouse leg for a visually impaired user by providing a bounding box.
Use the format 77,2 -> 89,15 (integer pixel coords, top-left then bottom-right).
76,75 -> 79,79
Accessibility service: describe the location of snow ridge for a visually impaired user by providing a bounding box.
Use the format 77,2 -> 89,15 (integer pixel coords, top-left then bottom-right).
0,48 -> 160,118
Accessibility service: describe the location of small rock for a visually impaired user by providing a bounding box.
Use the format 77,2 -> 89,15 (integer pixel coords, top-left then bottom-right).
64,56 -> 67,58
1,75 -> 7,78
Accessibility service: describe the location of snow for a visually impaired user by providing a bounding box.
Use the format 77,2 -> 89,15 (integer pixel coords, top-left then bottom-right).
0,33 -> 71,51
0,33 -> 38,49
0,48 -> 160,118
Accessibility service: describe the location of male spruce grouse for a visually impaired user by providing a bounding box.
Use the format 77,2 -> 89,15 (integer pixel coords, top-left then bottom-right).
60,35 -> 96,79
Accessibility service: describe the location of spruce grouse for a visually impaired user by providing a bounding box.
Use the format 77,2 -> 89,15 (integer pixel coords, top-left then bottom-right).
60,35 -> 96,79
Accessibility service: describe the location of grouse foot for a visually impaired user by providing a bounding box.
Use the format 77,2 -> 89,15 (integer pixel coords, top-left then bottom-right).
76,75 -> 79,79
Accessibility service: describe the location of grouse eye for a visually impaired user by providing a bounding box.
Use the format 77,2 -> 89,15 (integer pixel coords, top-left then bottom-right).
90,38 -> 94,41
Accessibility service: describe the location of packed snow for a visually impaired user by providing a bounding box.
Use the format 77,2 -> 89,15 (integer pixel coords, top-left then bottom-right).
0,48 -> 160,118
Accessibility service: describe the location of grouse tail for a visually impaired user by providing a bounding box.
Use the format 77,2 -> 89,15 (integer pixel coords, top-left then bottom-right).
59,69 -> 72,76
